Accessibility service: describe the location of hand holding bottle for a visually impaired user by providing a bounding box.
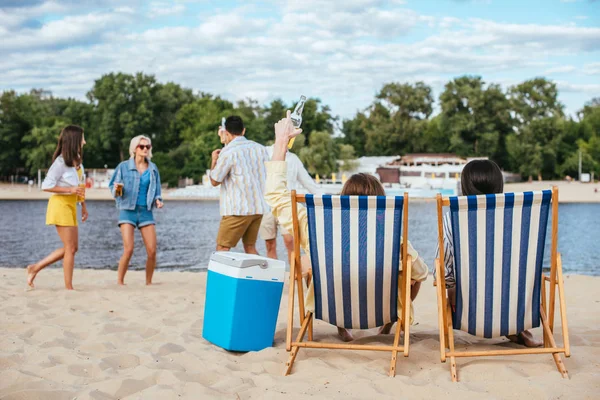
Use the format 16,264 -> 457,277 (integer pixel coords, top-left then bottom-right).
287,95 -> 306,149
273,110 -> 302,162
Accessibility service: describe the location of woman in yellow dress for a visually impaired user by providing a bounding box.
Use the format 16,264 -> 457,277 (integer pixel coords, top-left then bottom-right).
26,125 -> 88,290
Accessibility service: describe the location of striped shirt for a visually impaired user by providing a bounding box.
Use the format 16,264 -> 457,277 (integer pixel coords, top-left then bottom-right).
434,213 -> 456,288
210,136 -> 269,216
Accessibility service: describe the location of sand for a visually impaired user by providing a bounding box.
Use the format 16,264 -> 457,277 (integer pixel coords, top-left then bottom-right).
0,268 -> 598,399
2,181 -> 599,202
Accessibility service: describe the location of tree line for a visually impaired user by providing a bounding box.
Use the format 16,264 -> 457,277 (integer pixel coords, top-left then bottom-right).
1,73 -> 598,187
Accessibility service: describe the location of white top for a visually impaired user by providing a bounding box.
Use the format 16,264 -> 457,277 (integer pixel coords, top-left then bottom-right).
210,136 -> 269,216
41,155 -> 84,195
264,145 -> 321,194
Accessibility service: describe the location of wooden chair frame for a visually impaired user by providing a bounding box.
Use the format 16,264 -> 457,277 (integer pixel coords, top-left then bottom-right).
434,186 -> 570,382
284,191 -> 413,377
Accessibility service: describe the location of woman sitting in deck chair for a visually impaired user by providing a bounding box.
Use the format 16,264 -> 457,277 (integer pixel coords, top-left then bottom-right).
265,111 -> 428,342
435,159 -> 541,347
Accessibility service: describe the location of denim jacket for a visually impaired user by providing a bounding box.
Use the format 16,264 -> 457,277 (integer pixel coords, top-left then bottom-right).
109,158 -> 162,211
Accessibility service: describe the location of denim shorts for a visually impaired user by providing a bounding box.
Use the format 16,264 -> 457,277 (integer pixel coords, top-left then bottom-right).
118,205 -> 155,229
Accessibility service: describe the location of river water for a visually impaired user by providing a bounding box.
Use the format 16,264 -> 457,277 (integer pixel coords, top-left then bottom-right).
3,200 -> 599,275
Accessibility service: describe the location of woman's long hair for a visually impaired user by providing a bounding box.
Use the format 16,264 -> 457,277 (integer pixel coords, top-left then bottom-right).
460,159 -> 504,195
52,125 -> 84,167
340,173 -> 386,196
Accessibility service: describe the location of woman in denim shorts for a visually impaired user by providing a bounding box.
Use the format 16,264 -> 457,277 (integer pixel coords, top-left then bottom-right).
109,135 -> 163,285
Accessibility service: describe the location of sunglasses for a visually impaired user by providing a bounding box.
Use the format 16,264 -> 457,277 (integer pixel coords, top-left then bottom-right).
137,144 -> 152,150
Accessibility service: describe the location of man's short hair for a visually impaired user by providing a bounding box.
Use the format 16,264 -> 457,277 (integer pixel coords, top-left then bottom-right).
225,116 -> 244,135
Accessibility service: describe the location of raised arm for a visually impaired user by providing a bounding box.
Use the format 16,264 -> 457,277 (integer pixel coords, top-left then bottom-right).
265,111 -> 307,251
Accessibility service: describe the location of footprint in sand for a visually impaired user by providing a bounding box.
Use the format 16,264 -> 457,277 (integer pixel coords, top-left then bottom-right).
100,354 -> 140,370
158,343 -> 185,356
68,363 -> 101,378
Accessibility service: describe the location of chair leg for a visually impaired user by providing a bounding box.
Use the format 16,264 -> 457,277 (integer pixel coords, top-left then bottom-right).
403,256 -> 412,357
540,306 -> 569,379
556,253 -> 570,357
541,276 -> 549,348
305,271 -> 314,342
389,318 -> 403,377
435,259 -> 448,362
446,303 -> 458,382
284,312 -> 313,376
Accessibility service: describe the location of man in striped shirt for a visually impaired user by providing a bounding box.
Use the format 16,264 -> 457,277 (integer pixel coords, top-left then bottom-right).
210,116 -> 269,254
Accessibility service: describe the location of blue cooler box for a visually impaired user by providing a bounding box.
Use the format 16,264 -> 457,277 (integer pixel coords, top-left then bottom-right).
203,252 -> 285,352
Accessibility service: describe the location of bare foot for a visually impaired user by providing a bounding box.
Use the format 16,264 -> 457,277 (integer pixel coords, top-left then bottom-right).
26,265 -> 37,289
146,281 -> 152,286
118,281 -> 126,286
379,322 -> 394,334
506,330 -> 542,347
337,327 -> 354,342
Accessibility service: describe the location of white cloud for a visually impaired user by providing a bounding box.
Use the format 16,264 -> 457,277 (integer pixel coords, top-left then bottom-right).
0,1 -> 598,118
147,1 -> 186,18
583,62 -> 600,75
544,66 -> 577,74
556,81 -> 600,94
0,11 -> 132,52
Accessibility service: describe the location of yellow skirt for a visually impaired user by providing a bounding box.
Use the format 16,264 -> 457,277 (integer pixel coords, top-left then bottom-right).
46,194 -> 78,227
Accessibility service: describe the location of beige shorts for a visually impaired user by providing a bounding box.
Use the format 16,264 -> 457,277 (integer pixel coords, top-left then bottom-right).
259,211 -> 290,241
217,215 -> 263,248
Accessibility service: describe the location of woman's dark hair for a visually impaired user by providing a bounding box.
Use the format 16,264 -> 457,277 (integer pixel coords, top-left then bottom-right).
460,159 -> 504,196
52,125 -> 84,167
341,173 -> 386,196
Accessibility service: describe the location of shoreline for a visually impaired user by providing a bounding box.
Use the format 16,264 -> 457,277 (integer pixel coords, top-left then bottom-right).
0,267 -> 597,399
1,181 -> 599,202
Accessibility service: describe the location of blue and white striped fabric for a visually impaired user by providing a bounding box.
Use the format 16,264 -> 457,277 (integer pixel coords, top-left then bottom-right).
448,190 -> 552,338
305,194 -> 404,329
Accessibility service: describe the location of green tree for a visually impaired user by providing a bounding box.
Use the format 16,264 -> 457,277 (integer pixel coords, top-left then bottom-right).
361,82 -> 434,156
299,131 -> 338,176
0,90 -> 49,176
87,72 -> 161,165
338,144 -> 359,172
439,76 -> 511,164
507,78 -> 565,179
22,119 -> 69,175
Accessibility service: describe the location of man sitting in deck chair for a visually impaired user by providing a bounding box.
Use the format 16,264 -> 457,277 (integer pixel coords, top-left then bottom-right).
265,111 -> 428,376
434,160 -> 570,381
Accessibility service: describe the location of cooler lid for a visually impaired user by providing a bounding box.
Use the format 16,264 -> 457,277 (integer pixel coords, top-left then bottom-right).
210,252 -> 269,269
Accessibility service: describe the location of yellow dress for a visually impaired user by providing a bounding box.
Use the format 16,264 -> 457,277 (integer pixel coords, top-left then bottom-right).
46,167 -> 82,227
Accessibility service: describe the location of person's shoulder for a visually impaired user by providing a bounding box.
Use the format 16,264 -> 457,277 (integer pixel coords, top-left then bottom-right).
286,151 -> 300,162
53,155 -> 66,166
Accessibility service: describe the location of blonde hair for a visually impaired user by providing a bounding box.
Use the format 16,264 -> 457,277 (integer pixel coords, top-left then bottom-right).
129,135 -> 153,159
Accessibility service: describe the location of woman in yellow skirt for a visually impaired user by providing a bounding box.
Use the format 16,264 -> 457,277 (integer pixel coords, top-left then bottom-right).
26,125 -> 88,290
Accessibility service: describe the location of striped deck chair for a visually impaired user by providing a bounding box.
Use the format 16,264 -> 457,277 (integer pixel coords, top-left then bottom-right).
284,192 -> 413,377
434,187 -> 570,382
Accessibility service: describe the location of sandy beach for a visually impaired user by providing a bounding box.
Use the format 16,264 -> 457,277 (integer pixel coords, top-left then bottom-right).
1,268 -> 598,399
1,181 -> 599,202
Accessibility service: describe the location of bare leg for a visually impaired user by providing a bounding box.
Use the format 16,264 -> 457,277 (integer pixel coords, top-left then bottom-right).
243,243 -> 259,255
216,245 -> 230,251
56,226 -> 79,290
27,247 -> 66,288
337,327 -> 354,342
117,224 -> 135,285
282,233 -> 294,265
140,224 -> 157,285
380,280 -> 422,334
507,330 -> 543,347
265,238 -> 277,259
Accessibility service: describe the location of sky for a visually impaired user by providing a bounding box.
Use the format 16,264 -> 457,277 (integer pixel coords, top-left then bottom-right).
0,0 -> 599,121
